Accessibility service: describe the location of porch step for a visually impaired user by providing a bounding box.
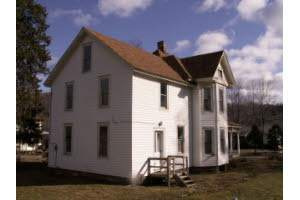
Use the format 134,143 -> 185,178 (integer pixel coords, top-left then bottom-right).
174,173 -> 195,187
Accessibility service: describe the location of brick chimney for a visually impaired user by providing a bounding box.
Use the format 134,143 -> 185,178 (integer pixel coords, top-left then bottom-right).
153,40 -> 168,57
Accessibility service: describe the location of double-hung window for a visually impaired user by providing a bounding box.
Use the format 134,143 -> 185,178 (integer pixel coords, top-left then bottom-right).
219,89 -> 224,113
64,124 -> 72,155
204,128 -> 213,155
82,44 -> 92,72
98,123 -> 108,158
203,87 -> 212,111
220,128 -> 226,154
65,82 -> 73,110
99,76 -> 110,107
160,83 -> 168,108
177,126 -> 184,153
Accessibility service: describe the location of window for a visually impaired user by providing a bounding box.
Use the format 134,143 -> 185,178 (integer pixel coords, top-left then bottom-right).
160,83 -> 168,108
82,44 -> 92,72
220,129 -> 226,154
99,76 -> 109,106
64,124 -> 72,154
154,131 -> 163,153
204,129 -> 213,155
203,87 -> 212,111
218,69 -> 223,79
219,89 -> 224,112
177,126 -> 184,153
98,124 -> 108,158
65,82 -> 73,110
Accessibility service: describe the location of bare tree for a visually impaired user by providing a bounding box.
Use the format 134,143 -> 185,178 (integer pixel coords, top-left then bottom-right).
227,79 -> 244,123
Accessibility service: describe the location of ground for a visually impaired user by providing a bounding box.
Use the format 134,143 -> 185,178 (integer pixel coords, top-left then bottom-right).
17,151 -> 282,200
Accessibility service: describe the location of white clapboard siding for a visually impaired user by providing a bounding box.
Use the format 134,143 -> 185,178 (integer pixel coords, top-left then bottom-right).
131,74 -> 192,182
49,35 -> 133,179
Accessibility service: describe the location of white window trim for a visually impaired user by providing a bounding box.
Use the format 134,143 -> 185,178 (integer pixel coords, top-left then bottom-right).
219,88 -> 225,113
98,75 -> 111,108
177,126 -> 185,154
97,122 -> 110,159
202,86 -> 213,112
63,123 -> 73,156
159,82 -> 169,110
203,127 -> 214,156
220,128 -> 226,154
65,81 -> 74,111
82,42 -> 92,73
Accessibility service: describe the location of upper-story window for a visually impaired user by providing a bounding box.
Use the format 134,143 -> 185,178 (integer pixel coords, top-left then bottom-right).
99,76 -> 110,107
219,88 -> 224,113
65,82 -> 73,110
82,44 -> 92,73
218,69 -> 223,79
160,83 -> 168,109
203,87 -> 212,111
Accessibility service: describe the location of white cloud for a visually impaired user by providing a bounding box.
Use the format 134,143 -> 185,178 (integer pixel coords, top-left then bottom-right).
50,9 -> 94,26
47,55 -> 59,69
194,31 -> 231,54
228,28 -> 282,102
172,40 -> 191,53
196,0 -> 226,12
98,0 -> 153,17
237,0 -> 268,20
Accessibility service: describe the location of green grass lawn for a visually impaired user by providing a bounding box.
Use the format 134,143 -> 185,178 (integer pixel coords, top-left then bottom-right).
17,155 -> 282,200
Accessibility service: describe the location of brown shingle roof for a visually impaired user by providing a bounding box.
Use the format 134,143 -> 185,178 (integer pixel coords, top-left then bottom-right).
86,28 -> 186,83
180,51 -> 224,79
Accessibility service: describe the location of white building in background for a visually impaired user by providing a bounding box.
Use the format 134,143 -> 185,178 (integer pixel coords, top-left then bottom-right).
45,27 -> 236,184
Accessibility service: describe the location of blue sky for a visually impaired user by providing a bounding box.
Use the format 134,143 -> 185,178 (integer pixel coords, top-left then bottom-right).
39,0 -> 282,101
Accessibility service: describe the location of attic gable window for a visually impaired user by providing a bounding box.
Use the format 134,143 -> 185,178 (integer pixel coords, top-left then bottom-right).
82,44 -> 92,72
160,83 -> 168,109
218,69 -> 223,79
203,87 -> 212,111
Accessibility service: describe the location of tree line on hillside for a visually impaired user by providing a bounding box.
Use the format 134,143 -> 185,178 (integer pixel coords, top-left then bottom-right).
227,78 -> 283,151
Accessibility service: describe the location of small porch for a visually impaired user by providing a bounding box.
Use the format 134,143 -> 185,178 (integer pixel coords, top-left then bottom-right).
228,122 -> 241,158
145,155 -> 194,187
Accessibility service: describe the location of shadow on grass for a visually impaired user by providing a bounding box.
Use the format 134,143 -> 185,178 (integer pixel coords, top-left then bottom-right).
16,162 -> 127,187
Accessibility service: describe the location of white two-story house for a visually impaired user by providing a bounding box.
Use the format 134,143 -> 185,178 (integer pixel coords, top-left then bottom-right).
45,27 -> 236,184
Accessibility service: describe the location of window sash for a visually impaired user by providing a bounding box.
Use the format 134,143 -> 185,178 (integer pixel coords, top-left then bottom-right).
219,89 -> 224,112
177,127 -> 184,153
83,45 -> 91,72
99,77 -> 109,106
220,129 -> 226,154
99,126 -> 108,157
218,69 -> 223,79
64,126 -> 72,154
203,87 -> 212,111
65,83 -> 73,110
204,129 -> 213,154
160,83 -> 168,108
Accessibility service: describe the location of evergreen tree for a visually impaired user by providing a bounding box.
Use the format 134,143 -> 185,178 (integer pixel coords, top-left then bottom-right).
247,125 -> 263,153
17,0 -> 51,144
267,124 -> 283,151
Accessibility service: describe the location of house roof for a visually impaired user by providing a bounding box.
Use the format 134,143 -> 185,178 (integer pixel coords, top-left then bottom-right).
180,51 -> 224,79
45,27 -> 186,86
45,27 -> 235,87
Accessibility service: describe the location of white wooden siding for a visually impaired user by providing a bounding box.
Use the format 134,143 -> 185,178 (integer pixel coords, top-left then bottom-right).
49,35 -> 133,179
131,74 -> 192,183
